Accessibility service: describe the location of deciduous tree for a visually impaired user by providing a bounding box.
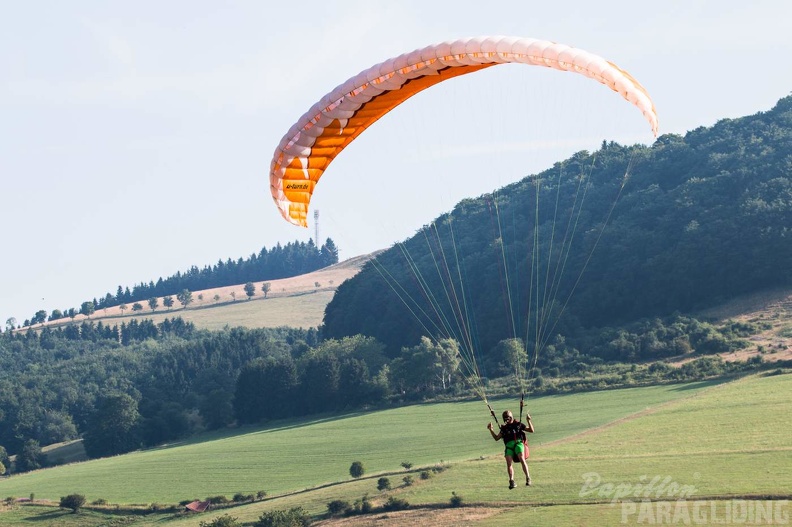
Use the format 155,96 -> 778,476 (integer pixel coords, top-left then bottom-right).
176,289 -> 193,309
244,282 -> 256,299
15,439 -> 45,473
33,310 -> 47,325
80,301 -> 95,318
59,494 -> 86,513
82,393 -> 141,458
349,461 -> 365,478
234,357 -> 298,423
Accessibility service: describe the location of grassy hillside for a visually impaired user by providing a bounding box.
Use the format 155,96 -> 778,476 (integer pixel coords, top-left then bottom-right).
2,372 -> 790,526
31,254 -> 374,332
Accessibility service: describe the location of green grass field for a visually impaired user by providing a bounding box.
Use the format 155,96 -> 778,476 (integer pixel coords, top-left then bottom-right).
1,373 -> 790,526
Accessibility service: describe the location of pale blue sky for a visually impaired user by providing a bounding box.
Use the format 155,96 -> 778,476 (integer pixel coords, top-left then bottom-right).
2,1 -> 791,325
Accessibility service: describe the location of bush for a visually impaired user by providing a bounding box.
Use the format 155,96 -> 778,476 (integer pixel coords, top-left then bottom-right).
200,514 -> 240,527
382,496 -> 409,511
59,494 -> 86,513
92,498 -> 108,505
206,495 -> 230,504
256,490 -> 267,500
353,495 -> 372,514
254,507 -> 311,527
233,493 -> 254,502
377,477 -> 391,491
402,475 -> 414,486
400,461 -> 413,470
420,470 -> 432,480
450,492 -> 464,507
349,461 -> 365,478
327,499 -> 351,516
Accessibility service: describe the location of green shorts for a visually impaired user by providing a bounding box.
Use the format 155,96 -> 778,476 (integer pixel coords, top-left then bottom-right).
504,440 -> 525,459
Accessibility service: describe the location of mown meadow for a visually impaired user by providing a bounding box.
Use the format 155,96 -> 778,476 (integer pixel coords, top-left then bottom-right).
2,371 -> 790,525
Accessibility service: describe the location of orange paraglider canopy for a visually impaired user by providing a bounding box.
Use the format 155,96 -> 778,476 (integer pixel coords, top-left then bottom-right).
270,36 -> 658,226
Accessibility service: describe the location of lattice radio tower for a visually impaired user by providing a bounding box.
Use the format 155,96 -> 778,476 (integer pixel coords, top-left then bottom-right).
314,209 -> 320,245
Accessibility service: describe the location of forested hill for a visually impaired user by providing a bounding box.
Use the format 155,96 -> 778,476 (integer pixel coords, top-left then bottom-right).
323,94 -> 792,355
20,237 -> 339,328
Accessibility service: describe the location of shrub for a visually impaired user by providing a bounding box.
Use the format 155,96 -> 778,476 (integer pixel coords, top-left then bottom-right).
377,477 -> 391,491
353,495 -> 372,514
648,362 -> 671,375
420,470 -> 432,480
402,475 -> 414,486
254,507 -> 311,527
349,461 -> 365,478
92,498 -> 108,506
450,492 -> 464,507
200,514 -> 240,527
233,493 -> 254,503
400,461 -> 413,470
256,490 -> 268,500
59,494 -> 86,513
382,496 -> 409,511
206,495 -> 229,505
327,499 -> 351,516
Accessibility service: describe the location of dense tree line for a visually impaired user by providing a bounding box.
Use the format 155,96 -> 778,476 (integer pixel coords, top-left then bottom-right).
19,238 -> 338,327
323,95 -> 792,355
0,320 -> 318,461
0,309 -> 767,468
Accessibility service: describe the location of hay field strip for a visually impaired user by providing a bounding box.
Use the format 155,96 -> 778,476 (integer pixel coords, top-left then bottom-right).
30,254 -> 372,332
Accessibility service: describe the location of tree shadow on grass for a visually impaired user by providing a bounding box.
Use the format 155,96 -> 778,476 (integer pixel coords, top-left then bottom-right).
670,377 -> 738,392
142,409 -> 373,453
17,508 -> 71,522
